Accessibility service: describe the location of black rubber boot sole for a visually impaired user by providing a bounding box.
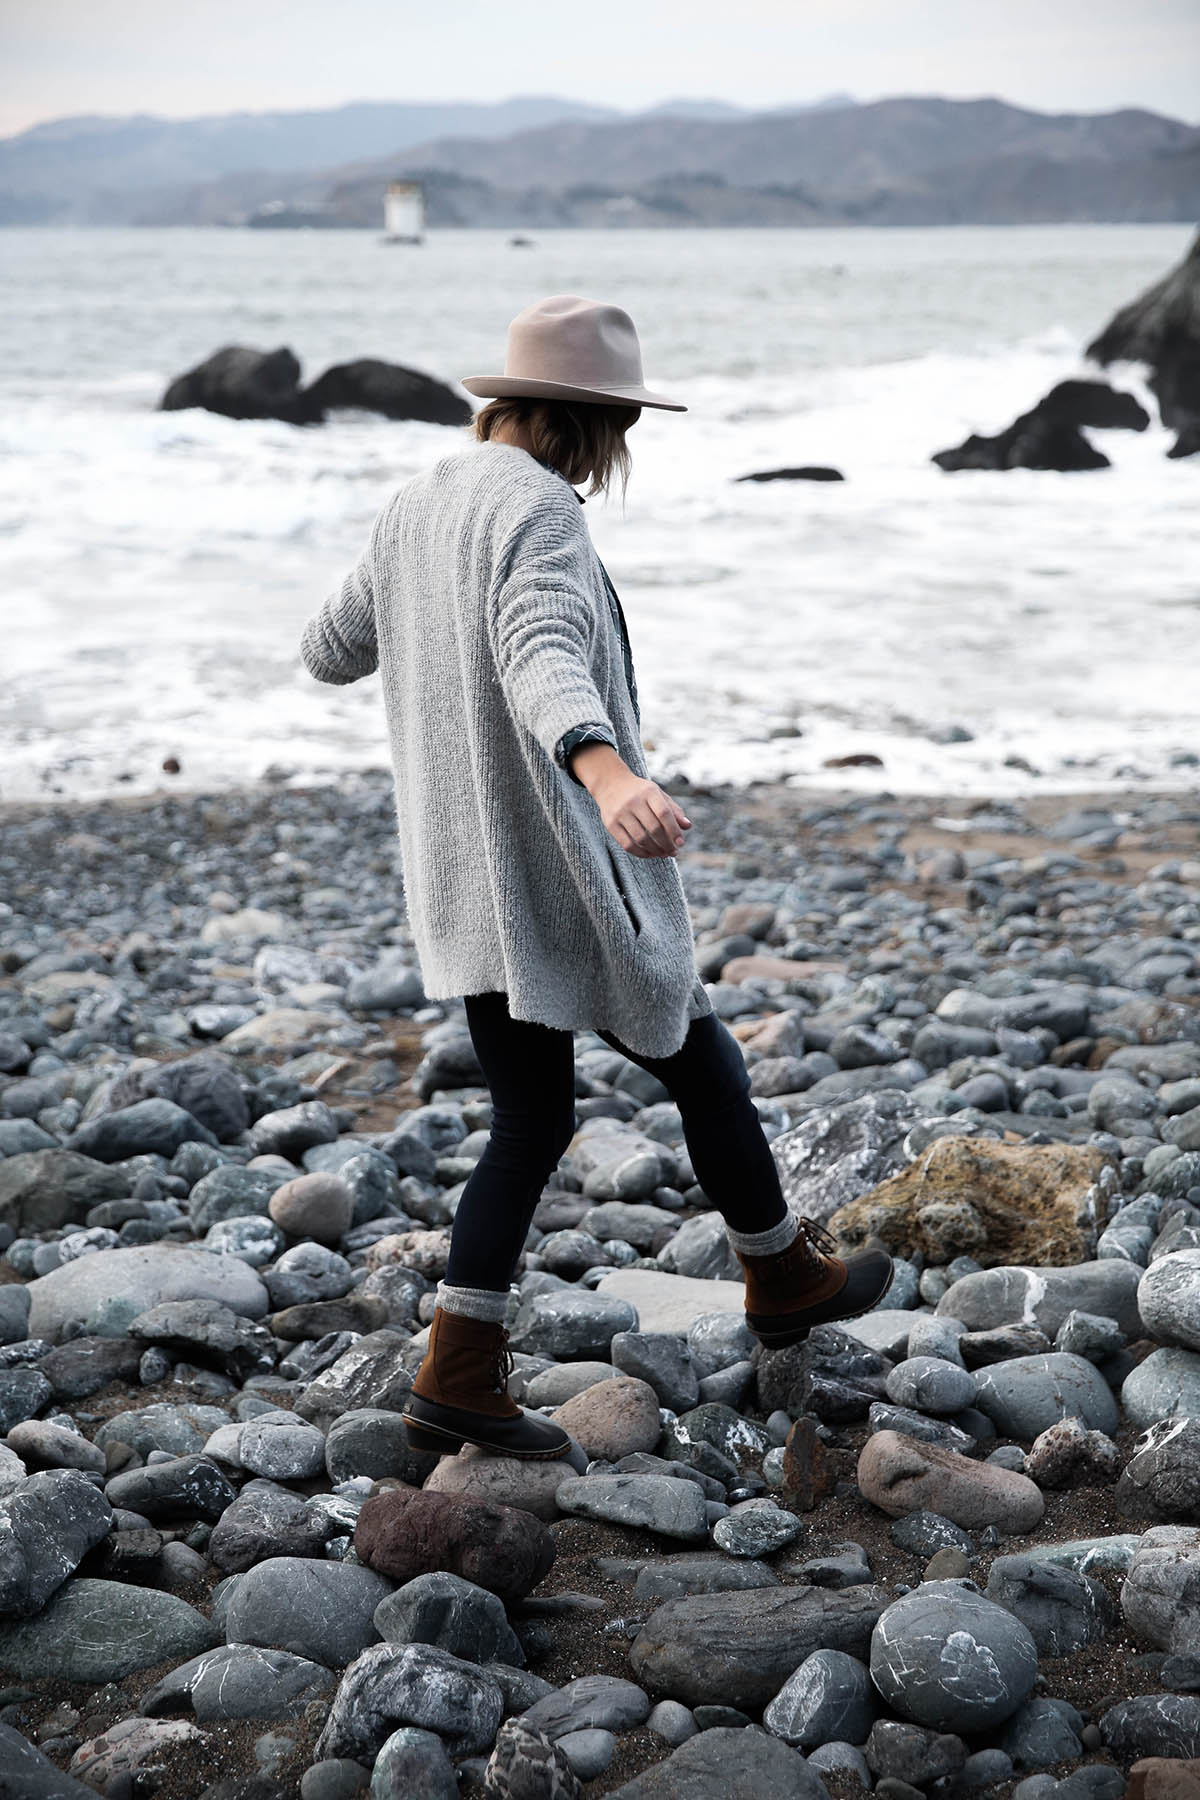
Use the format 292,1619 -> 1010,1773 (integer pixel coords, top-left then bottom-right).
746,1255 -> 896,1349
401,1394 -> 574,1461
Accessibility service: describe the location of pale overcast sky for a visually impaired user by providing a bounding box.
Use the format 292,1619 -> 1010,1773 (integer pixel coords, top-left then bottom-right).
2,0 -> 1197,137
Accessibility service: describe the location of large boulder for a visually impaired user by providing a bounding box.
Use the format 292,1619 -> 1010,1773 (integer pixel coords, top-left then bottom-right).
0,1578 -> 217,1681
0,1149 -> 128,1234
302,358 -> 472,425
628,1583 -> 888,1711
354,1486 -> 554,1604
829,1135 -> 1105,1265
159,345 -> 320,424
1088,228 -> 1200,452
26,1244 -> 269,1342
771,1092 -> 930,1226
936,1260 -> 1143,1337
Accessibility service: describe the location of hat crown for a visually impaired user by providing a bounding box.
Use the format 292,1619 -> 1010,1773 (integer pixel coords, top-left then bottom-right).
504,294 -> 644,389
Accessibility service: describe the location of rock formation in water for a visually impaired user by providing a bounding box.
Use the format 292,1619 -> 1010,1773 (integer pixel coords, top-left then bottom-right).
159,345 -> 470,427
932,379 -> 1148,473
1087,230 -> 1200,458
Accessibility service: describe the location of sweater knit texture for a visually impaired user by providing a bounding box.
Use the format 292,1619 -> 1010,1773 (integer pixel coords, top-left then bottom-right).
299,438 -> 713,1058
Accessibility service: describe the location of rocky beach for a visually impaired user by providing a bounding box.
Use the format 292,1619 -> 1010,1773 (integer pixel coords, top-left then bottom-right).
1,771 -> 1199,1800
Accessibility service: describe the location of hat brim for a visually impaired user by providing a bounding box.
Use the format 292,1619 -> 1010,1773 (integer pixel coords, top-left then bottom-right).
459,374 -> 687,413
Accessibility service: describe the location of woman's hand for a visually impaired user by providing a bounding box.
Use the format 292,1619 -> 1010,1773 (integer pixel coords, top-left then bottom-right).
570,743 -> 691,857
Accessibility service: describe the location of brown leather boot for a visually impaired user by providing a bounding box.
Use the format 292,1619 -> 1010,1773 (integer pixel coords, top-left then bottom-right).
402,1307 -> 573,1460
737,1219 -> 894,1348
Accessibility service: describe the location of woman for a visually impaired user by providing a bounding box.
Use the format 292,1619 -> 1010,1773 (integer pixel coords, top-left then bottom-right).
300,293 -> 892,1461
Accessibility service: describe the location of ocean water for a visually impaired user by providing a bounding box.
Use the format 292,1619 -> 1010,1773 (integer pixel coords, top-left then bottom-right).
1,223 -> 1196,804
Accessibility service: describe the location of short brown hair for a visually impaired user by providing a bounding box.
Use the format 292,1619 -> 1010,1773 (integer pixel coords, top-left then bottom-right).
470,396 -> 640,499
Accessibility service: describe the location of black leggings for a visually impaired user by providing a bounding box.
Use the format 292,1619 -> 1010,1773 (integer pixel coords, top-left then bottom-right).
443,989 -> 789,1292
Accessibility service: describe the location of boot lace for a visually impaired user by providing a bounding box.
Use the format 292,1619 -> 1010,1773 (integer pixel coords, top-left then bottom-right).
794,1217 -> 839,1269
490,1327 -> 516,1396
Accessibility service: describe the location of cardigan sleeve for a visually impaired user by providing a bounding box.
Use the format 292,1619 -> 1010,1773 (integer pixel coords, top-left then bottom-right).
300,536 -> 379,685
488,499 -> 619,768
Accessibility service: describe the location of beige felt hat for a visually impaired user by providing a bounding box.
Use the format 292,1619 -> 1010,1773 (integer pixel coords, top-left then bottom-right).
461,293 -> 687,412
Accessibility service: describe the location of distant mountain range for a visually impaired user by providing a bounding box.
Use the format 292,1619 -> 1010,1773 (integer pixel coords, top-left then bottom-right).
2,93 -> 1195,228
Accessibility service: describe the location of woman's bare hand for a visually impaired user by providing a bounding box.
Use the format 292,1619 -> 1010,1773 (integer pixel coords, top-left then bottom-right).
601,771 -> 691,857
569,742 -> 692,856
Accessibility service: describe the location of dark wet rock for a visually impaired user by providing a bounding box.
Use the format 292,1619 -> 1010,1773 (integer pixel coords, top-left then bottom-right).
510,1289 -> 638,1360
555,1473 -> 709,1541
208,1477 -> 333,1573
1100,1695 -> 1200,1761
629,1582 -> 888,1710
864,1720 -> 967,1784
270,1295 -> 391,1341
0,1367 -> 52,1431
27,1243 -> 268,1342
160,344 -> 321,424
355,1485 -> 555,1604
250,1100 -> 340,1159
973,1352 -> 1120,1440
484,1717 -> 582,1800
610,1331 -> 700,1413
1120,1526 -> 1200,1654
932,381 -> 1150,473
0,1468 -> 113,1615
313,1641 -> 504,1761
758,1324 -> 892,1422
223,1556 -> 394,1668
302,359 -> 472,427
237,1413 -> 327,1480
870,1580 -> 1038,1731
937,1260 -> 1143,1338
999,1696 -> 1085,1769
959,1325 -> 1054,1368
771,1091 -> 928,1226
0,1149 -> 128,1234
92,1399 -> 230,1459
985,1553 -> 1113,1654
632,1555 -> 778,1603
889,1511 -> 975,1557
0,1576 -> 218,1680
6,1419 -> 106,1474
736,465 -> 845,483
105,1452 -> 237,1522
1139,1251 -> 1200,1352
523,1673 -> 652,1739
0,1720 -> 100,1798
66,1097 -> 219,1162
866,1402 -> 977,1455
293,1330 -> 415,1430
324,1408 -> 435,1487
763,1647 -> 875,1747
607,1724 -> 828,1799
1118,1420 -> 1200,1523
127,1298 -> 276,1381
712,1503 -> 803,1556
109,1051 -> 250,1141
140,1642 -> 335,1720
373,1569 -> 524,1667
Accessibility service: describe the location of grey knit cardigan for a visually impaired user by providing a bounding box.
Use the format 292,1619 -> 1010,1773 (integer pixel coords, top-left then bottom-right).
299,438 -> 713,1058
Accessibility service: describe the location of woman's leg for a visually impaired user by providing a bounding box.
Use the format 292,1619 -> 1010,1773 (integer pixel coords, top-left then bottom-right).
597,1009 -> 893,1338
404,989 -> 577,1459
595,1010 -> 797,1255
438,989 -> 578,1319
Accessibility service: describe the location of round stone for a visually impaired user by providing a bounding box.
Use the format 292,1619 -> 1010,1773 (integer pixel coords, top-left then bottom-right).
763,1648 -> 874,1748
870,1580 -> 1038,1732
1138,1251 -> 1200,1352
885,1357 -> 977,1417
268,1173 -> 354,1246
712,1504 -> 804,1558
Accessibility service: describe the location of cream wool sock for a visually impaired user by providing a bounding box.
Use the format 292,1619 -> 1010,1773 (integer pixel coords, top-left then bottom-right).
435,1281 -> 511,1323
724,1211 -> 799,1257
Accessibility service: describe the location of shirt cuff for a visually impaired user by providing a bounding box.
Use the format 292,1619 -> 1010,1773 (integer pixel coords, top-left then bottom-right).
556,722 -> 619,784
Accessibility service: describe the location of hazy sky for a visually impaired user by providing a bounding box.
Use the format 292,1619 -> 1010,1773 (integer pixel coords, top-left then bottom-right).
3,0 -> 1198,137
